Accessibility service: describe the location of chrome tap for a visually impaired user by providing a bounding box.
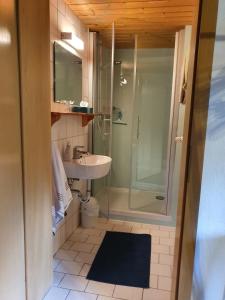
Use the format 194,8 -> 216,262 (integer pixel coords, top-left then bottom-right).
73,145 -> 88,159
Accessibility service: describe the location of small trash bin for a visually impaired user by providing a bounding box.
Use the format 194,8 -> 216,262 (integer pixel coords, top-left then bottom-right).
81,197 -> 99,228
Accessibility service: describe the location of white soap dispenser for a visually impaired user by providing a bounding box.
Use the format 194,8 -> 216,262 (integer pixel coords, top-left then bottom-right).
63,142 -> 72,161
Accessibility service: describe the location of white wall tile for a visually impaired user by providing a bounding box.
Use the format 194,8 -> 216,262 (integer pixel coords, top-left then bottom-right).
50,0 -> 92,254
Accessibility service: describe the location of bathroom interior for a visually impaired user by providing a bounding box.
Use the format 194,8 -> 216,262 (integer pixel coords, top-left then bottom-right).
49,0 -> 193,298
1,0 -> 201,300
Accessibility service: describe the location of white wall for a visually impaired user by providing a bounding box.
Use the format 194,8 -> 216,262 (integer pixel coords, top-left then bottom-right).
50,0 -> 90,253
192,1 -> 225,299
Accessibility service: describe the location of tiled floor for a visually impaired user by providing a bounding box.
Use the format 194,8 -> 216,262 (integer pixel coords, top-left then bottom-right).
44,218 -> 175,300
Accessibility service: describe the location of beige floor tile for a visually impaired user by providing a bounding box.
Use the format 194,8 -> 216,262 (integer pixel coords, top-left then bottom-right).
79,264 -> 91,277
169,231 -> 176,239
152,236 -> 160,244
108,220 -> 124,226
81,228 -> 103,236
128,222 -> 143,229
150,275 -> 158,289
97,218 -> 108,224
67,290 -> 97,300
97,297 -> 120,300
86,281 -> 115,297
73,228 -> 83,234
86,235 -> 104,245
170,246 -> 175,255
53,258 -> 61,270
151,263 -> 171,277
151,230 -> 170,238
95,223 -> 114,231
158,276 -> 172,291
91,245 -> 100,255
141,224 -> 159,230
61,240 -> 74,250
160,226 -> 175,232
112,225 -> 132,233
113,285 -> 143,300
71,242 -> 94,253
152,244 -> 170,254
55,260 -> 83,275
43,287 -> 69,300
151,253 -> 159,264
53,272 -> 64,286
52,218 -> 175,300
131,227 -> 150,234
55,249 -> 78,261
160,238 -> 175,246
59,274 -> 88,291
76,252 -> 95,264
143,288 -> 171,300
159,254 -> 174,266
69,233 -> 89,243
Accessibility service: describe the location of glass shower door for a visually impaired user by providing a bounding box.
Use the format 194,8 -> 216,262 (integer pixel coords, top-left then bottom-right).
129,45 -> 175,214
92,25 -> 114,217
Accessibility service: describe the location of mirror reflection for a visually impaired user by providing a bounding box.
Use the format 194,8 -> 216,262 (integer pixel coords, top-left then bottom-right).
54,41 -> 82,104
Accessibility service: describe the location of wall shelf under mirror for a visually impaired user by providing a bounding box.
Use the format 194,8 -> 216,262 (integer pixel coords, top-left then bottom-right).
51,111 -> 102,127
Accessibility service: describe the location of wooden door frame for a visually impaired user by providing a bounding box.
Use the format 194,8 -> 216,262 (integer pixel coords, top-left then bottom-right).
173,0 -> 219,299
18,0 -> 52,299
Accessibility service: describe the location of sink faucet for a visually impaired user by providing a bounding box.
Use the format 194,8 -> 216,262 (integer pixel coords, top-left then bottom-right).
73,145 -> 88,159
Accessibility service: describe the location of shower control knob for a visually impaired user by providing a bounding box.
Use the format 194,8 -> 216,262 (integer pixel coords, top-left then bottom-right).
175,136 -> 183,143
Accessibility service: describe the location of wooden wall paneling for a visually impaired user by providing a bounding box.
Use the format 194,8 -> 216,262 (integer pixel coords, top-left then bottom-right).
67,0 -> 198,48
18,0 -> 53,299
0,1 -> 26,299
174,0 -> 219,299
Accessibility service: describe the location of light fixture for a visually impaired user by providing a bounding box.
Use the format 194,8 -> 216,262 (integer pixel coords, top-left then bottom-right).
61,32 -> 84,51
0,27 -> 11,46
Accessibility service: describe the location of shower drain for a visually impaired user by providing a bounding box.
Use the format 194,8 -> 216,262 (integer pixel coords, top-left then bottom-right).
155,195 -> 165,200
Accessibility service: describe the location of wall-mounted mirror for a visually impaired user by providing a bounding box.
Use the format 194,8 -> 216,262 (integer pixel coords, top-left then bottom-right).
54,41 -> 82,104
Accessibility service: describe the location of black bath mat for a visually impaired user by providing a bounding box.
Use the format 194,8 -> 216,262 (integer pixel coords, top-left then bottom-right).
87,231 -> 151,288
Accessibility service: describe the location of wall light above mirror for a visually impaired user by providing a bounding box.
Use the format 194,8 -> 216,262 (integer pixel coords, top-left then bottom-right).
61,32 -> 84,51
54,41 -> 82,104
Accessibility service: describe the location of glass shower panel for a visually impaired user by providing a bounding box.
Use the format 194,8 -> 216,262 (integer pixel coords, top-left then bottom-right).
109,45 -> 135,212
130,45 -> 174,214
92,25 -> 114,217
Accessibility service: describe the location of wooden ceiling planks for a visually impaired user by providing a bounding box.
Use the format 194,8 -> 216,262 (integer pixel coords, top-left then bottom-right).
66,0 -> 198,48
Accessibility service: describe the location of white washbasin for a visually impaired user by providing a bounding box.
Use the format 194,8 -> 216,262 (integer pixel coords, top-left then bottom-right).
63,155 -> 112,180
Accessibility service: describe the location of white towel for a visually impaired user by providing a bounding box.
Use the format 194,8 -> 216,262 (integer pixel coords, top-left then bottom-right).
52,142 -> 73,232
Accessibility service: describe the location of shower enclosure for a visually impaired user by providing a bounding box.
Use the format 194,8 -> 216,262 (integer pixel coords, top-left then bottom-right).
92,27 -> 188,224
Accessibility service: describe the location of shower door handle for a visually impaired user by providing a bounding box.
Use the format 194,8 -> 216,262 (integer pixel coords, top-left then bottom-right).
137,116 -> 140,139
